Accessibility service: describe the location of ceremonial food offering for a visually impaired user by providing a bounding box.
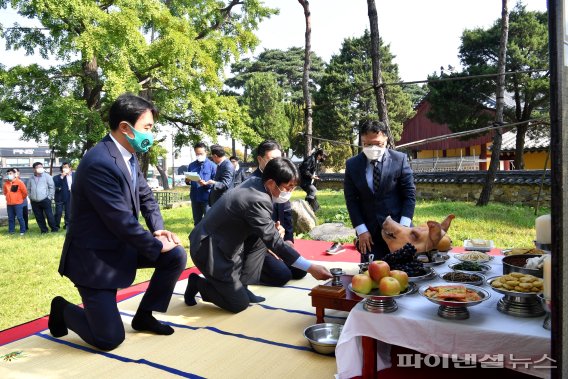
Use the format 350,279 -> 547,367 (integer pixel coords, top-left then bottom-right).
489,273 -> 543,294
449,261 -> 492,273
454,251 -> 493,263
419,284 -> 490,320
463,239 -> 494,252
440,272 -> 485,286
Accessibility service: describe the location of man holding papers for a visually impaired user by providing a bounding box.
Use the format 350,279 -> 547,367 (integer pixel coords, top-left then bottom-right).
186,142 -> 216,226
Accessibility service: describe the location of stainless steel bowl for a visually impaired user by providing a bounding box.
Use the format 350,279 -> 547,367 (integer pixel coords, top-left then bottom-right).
502,254 -> 543,278
303,323 -> 343,355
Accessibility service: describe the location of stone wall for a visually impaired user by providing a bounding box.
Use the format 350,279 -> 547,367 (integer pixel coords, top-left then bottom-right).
316,170 -> 551,207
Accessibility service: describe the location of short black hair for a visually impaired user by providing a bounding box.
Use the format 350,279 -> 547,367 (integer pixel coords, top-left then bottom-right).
32,162 -> 43,168
262,157 -> 298,186
360,120 -> 388,136
60,162 -> 70,171
108,93 -> 158,131
194,142 -> 207,150
229,156 -> 239,162
6,168 -> 16,174
210,144 -> 226,157
255,140 -> 281,158
13,168 -> 21,173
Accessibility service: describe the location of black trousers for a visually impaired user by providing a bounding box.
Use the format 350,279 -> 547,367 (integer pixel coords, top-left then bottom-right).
259,251 -> 307,287
55,200 -> 71,229
30,198 -> 58,232
63,245 -> 187,350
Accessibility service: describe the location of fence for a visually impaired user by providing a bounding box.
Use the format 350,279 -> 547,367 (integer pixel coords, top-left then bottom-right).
410,156 -> 481,172
153,191 -> 187,208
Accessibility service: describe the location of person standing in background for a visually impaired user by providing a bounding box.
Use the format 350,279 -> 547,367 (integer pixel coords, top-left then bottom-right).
186,142 -> 216,226
229,156 -> 247,188
207,144 -> 234,206
27,162 -> 58,233
299,148 -> 326,212
250,140 -> 307,286
3,168 -> 28,235
14,168 -> 29,230
344,120 -> 416,262
53,162 -> 74,230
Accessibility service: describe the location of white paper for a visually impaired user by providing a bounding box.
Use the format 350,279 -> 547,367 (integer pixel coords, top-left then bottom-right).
184,172 -> 201,181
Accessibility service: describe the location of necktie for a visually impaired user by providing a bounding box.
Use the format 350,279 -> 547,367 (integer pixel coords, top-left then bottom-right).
372,159 -> 381,193
129,154 -> 137,189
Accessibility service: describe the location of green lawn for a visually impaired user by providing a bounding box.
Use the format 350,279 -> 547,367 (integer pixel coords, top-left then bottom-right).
0,188 -> 548,330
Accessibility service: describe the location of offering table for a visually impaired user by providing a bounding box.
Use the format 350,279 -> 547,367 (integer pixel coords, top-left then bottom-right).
335,254 -> 551,379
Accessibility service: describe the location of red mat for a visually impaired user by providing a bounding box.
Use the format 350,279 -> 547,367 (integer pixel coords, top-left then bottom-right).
294,239 -> 361,262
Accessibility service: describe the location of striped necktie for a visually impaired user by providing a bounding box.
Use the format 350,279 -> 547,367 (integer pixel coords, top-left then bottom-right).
129,154 -> 137,189
372,159 -> 381,193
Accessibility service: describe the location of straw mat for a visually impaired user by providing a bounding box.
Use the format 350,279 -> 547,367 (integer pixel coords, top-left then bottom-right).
0,257 -> 359,379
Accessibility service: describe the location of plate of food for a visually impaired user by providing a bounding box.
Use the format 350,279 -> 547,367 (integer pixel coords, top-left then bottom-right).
348,282 -> 417,300
408,267 -> 437,282
416,251 -> 450,267
487,274 -> 543,297
463,239 -> 494,252
420,284 -> 490,306
502,247 -> 546,256
439,271 -> 486,286
448,261 -> 492,274
453,251 -> 493,263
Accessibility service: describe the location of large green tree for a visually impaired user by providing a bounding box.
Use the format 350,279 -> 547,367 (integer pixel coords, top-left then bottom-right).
313,30 -> 414,159
427,3 -> 549,169
241,72 -> 290,150
0,0 -> 276,160
226,47 -> 325,104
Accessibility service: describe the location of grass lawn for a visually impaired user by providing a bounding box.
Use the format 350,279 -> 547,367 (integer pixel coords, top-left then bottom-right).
0,188 -> 549,330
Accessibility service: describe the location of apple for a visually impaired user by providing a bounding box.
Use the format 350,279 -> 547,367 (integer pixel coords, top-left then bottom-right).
363,270 -> 379,288
351,274 -> 374,295
379,276 -> 401,296
389,270 -> 409,291
368,260 -> 390,283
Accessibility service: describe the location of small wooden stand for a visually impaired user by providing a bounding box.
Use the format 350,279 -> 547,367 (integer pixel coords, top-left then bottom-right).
308,275 -> 361,323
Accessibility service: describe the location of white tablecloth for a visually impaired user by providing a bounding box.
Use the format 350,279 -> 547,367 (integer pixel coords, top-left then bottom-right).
335,254 -> 551,378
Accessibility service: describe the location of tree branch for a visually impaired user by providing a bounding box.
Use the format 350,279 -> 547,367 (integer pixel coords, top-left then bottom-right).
162,114 -> 201,128
195,0 -> 244,40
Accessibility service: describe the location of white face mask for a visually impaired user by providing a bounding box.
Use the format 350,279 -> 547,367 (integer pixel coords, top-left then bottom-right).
35,167 -> 45,174
363,146 -> 385,161
62,168 -> 70,174
273,186 -> 293,204
196,154 -> 206,162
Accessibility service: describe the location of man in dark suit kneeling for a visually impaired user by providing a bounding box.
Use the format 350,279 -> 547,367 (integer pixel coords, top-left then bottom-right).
49,94 -> 187,350
185,157 -> 332,313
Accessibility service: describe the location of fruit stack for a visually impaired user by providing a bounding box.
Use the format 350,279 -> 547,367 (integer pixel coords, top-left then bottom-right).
351,260 -> 408,296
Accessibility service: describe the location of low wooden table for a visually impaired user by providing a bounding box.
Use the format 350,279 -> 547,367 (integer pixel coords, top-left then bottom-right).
309,274 -> 361,323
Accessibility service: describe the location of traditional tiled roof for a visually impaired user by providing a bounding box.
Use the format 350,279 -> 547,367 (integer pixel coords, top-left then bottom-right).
499,130 -> 550,153
318,170 -> 551,186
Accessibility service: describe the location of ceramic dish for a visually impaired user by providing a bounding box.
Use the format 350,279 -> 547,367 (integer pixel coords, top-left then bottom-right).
438,271 -> 485,286
453,251 -> 493,263
463,239 -> 494,252
448,262 -> 492,274
419,284 -> 491,307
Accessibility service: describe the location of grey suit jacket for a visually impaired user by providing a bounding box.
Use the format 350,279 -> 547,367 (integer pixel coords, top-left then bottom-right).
190,177 -> 301,283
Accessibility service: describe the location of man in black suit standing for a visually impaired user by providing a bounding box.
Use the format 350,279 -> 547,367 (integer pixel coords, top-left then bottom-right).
207,144 -> 234,206
185,158 -> 331,313
344,120 -> 416,262
48,94 -> 187,350
53,162 -> 73,230
229,156 -> 248,187
250,140 -> 307,286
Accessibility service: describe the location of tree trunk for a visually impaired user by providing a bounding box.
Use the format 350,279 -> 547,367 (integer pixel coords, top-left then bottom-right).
477,0 -> 509,206
232,138 -> 236,157
155,165 -> 170,190
366,0 -> 394,147
298,0 -> 313,157
513,122 -> 528,169
243,145 -> 248,162
81,55 -> 101,155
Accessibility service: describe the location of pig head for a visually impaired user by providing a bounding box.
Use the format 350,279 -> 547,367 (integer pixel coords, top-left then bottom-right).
381,214 -> 455,253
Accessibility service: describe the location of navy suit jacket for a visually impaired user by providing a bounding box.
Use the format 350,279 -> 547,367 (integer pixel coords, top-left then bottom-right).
53,173 -> 73,203
208,158 -> 234,206
58,135 -> 164,289
344,149 -> 416,236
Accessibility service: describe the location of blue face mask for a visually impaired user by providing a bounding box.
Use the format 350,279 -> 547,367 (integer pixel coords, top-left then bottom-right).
124,123 -> 154,153
7,174 -> 14,181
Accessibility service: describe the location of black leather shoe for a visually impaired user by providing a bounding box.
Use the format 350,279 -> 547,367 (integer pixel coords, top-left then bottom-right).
49,296 -> 70,337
